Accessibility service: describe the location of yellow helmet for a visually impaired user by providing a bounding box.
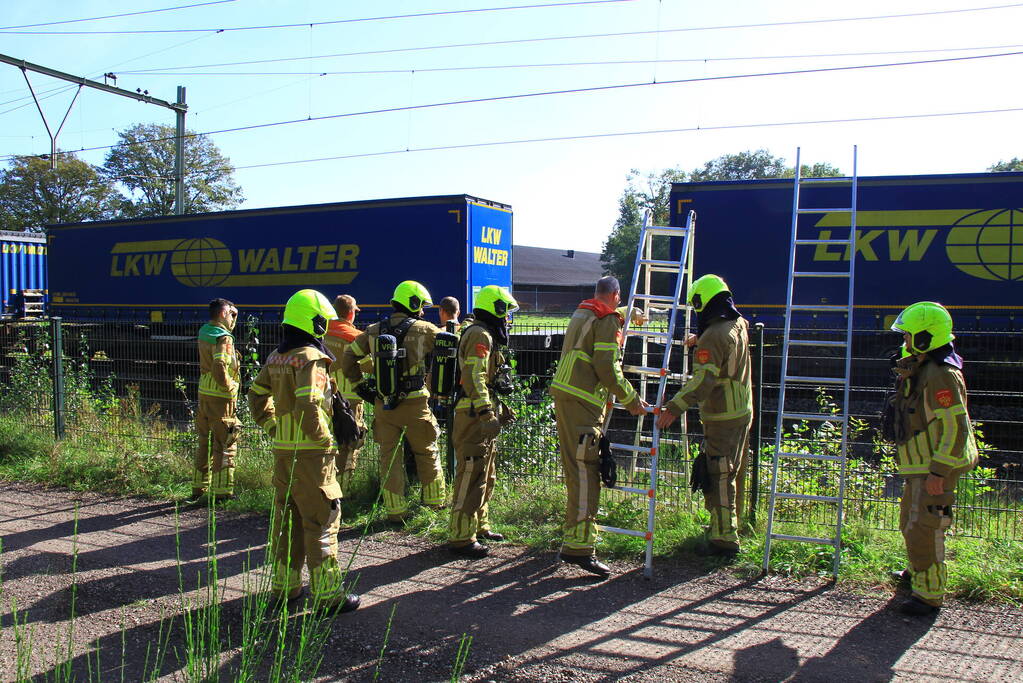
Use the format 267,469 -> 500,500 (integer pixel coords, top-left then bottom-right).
392,280 -> 433,314
473,285 -> 519,318
283,289 -> 336,338
687,274 -> 730,312
891,301 -> 954,354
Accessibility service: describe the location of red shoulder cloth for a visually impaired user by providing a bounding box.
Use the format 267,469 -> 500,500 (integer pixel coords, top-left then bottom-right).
326,319 -> 360,343
578,298 -> 624,324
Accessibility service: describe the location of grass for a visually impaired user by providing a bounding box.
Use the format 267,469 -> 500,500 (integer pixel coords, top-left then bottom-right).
1,410 -> 1021,607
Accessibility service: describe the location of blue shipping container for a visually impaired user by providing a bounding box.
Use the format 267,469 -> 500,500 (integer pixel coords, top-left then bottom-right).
669,171 -> 1023,328
48,195 -> 512,322
0,230 -> 47,317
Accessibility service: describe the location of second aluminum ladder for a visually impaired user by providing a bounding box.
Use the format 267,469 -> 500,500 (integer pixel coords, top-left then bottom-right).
602,209 -> 696,579
763,146 -> 858,578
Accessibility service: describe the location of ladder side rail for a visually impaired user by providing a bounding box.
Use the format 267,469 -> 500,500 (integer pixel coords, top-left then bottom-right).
763,148 -> 804,573
831,145 -> 859,576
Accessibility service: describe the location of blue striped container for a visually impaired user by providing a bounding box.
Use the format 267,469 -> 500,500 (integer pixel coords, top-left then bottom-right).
0,230 -> 47,316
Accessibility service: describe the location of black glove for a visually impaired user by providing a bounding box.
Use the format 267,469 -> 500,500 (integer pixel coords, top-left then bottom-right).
598,434 -> 617,488
690,448 -> 711,494
355,378 -> 378,404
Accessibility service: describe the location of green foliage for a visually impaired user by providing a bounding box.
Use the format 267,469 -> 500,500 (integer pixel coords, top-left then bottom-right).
0,153 -> 118,231
988,157 -> 1023,172
103,122 -> 243,218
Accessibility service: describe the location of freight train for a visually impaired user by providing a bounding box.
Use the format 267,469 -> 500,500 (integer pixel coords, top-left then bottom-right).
669,171 -> 1023,330
46,194 -> 512,323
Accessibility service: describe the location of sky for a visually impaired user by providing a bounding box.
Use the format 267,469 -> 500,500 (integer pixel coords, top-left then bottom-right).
1,0 -> 1022,253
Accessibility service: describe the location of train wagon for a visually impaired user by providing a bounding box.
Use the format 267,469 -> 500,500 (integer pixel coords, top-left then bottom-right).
47,194 -> 512,323
0,230 -> 47,318
669,171 -> 1023,330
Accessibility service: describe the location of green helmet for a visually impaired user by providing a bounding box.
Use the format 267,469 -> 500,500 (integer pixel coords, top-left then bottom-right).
392,280 -> 433,314
687,274 -> 730,312
283,289 -> 336,338
891,301 -> 954,354
474,285 -> 519,318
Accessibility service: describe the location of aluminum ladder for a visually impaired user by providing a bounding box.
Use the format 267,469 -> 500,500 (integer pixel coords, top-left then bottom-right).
602,208 -> 696,579
763,146 -> 858,578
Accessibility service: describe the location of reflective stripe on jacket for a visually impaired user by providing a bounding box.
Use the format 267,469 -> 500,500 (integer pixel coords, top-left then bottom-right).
550,306 -> 637,408
198,324 -> 240,399
247,346 -> 336,455
894,358 -> 979,477
668,317 -> 751,421
455,323 -> 505,412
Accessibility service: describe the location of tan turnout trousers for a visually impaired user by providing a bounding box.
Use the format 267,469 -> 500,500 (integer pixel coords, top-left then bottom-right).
372,396 -> 445,519
447,412 -> 499,546
900,469 -> 967,607
702,417 -> 752,550
555,397 -> 605,557
194,395 -> 239,495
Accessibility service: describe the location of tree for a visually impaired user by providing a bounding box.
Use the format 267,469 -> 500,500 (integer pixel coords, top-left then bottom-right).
103,123 -> 243,218
0,153 -> 118,232
988,158 -> 1023,172
601,150 -> 842,288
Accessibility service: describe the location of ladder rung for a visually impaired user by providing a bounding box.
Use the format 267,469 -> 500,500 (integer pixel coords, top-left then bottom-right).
788,339 -> 848,347
645,226 -> 688,236
625,329 -> 669,339
611,402 -> 655,413
774,493 -> 840,503
769,533 -> 838,545
794,239 -> 849,246
796,207 -> 852,214
632,294 -> 677,303
790,304 -> 849,312
598,525 -> 649,539
639,436 -> 687,445
609,442 -> 654,454
781,412 -> 847,422
783,375 -> 847,385
793,271 -> 850,278
639,259 -> 682,268
777,452 -> 844,462
799,177 -> 854,184
608,485 -> 653,495
623,364 -> 666,376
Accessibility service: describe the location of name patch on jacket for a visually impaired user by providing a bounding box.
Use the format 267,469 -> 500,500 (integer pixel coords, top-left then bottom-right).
696,349 -> 711,364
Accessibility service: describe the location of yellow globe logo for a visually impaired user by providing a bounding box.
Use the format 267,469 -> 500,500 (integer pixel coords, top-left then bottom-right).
945,208 -> 1023,281
170,238 -> 232,287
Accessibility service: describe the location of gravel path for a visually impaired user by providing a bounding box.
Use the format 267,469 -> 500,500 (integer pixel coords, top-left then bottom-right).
1,482 -> 1021,682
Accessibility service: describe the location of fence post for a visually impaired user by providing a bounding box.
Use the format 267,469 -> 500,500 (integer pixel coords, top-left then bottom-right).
50,316 -> 66,440
749,322 -> 765,525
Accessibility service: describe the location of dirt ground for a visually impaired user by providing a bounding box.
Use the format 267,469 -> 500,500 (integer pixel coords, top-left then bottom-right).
1,482 -> 1021,682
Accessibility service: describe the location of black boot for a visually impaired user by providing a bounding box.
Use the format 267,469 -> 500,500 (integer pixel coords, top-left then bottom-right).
898,596 -> 939,617
478,529 -> 505,542
560,554 -> 610,578
450,541 -> 489,559
890,569 -> 912,587
314,592 -> 361,615
696,543 -> 739,561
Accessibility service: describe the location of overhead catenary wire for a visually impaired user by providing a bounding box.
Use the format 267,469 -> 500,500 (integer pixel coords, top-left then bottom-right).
0,0 -> 236,31
0,0 -> 637,35
116,42 -> 1023,77
4,47 -> 1018,163
97,3 -> 1023,72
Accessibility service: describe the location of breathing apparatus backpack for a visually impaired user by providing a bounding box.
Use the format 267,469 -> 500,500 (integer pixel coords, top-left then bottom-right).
373,316 -> 418,409
429,331 -> 459,397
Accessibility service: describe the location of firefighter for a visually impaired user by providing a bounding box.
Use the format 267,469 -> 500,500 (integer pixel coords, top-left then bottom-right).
446,285 -> 519,558
551,276 -> 648,577
438,296 -> 461,332
656,274 -> 752,559
340,281 -> 446,522
191,298 -> 241,502
323,294 -> 365,495
888,301 -> 978,616
247,289 -> 360,613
